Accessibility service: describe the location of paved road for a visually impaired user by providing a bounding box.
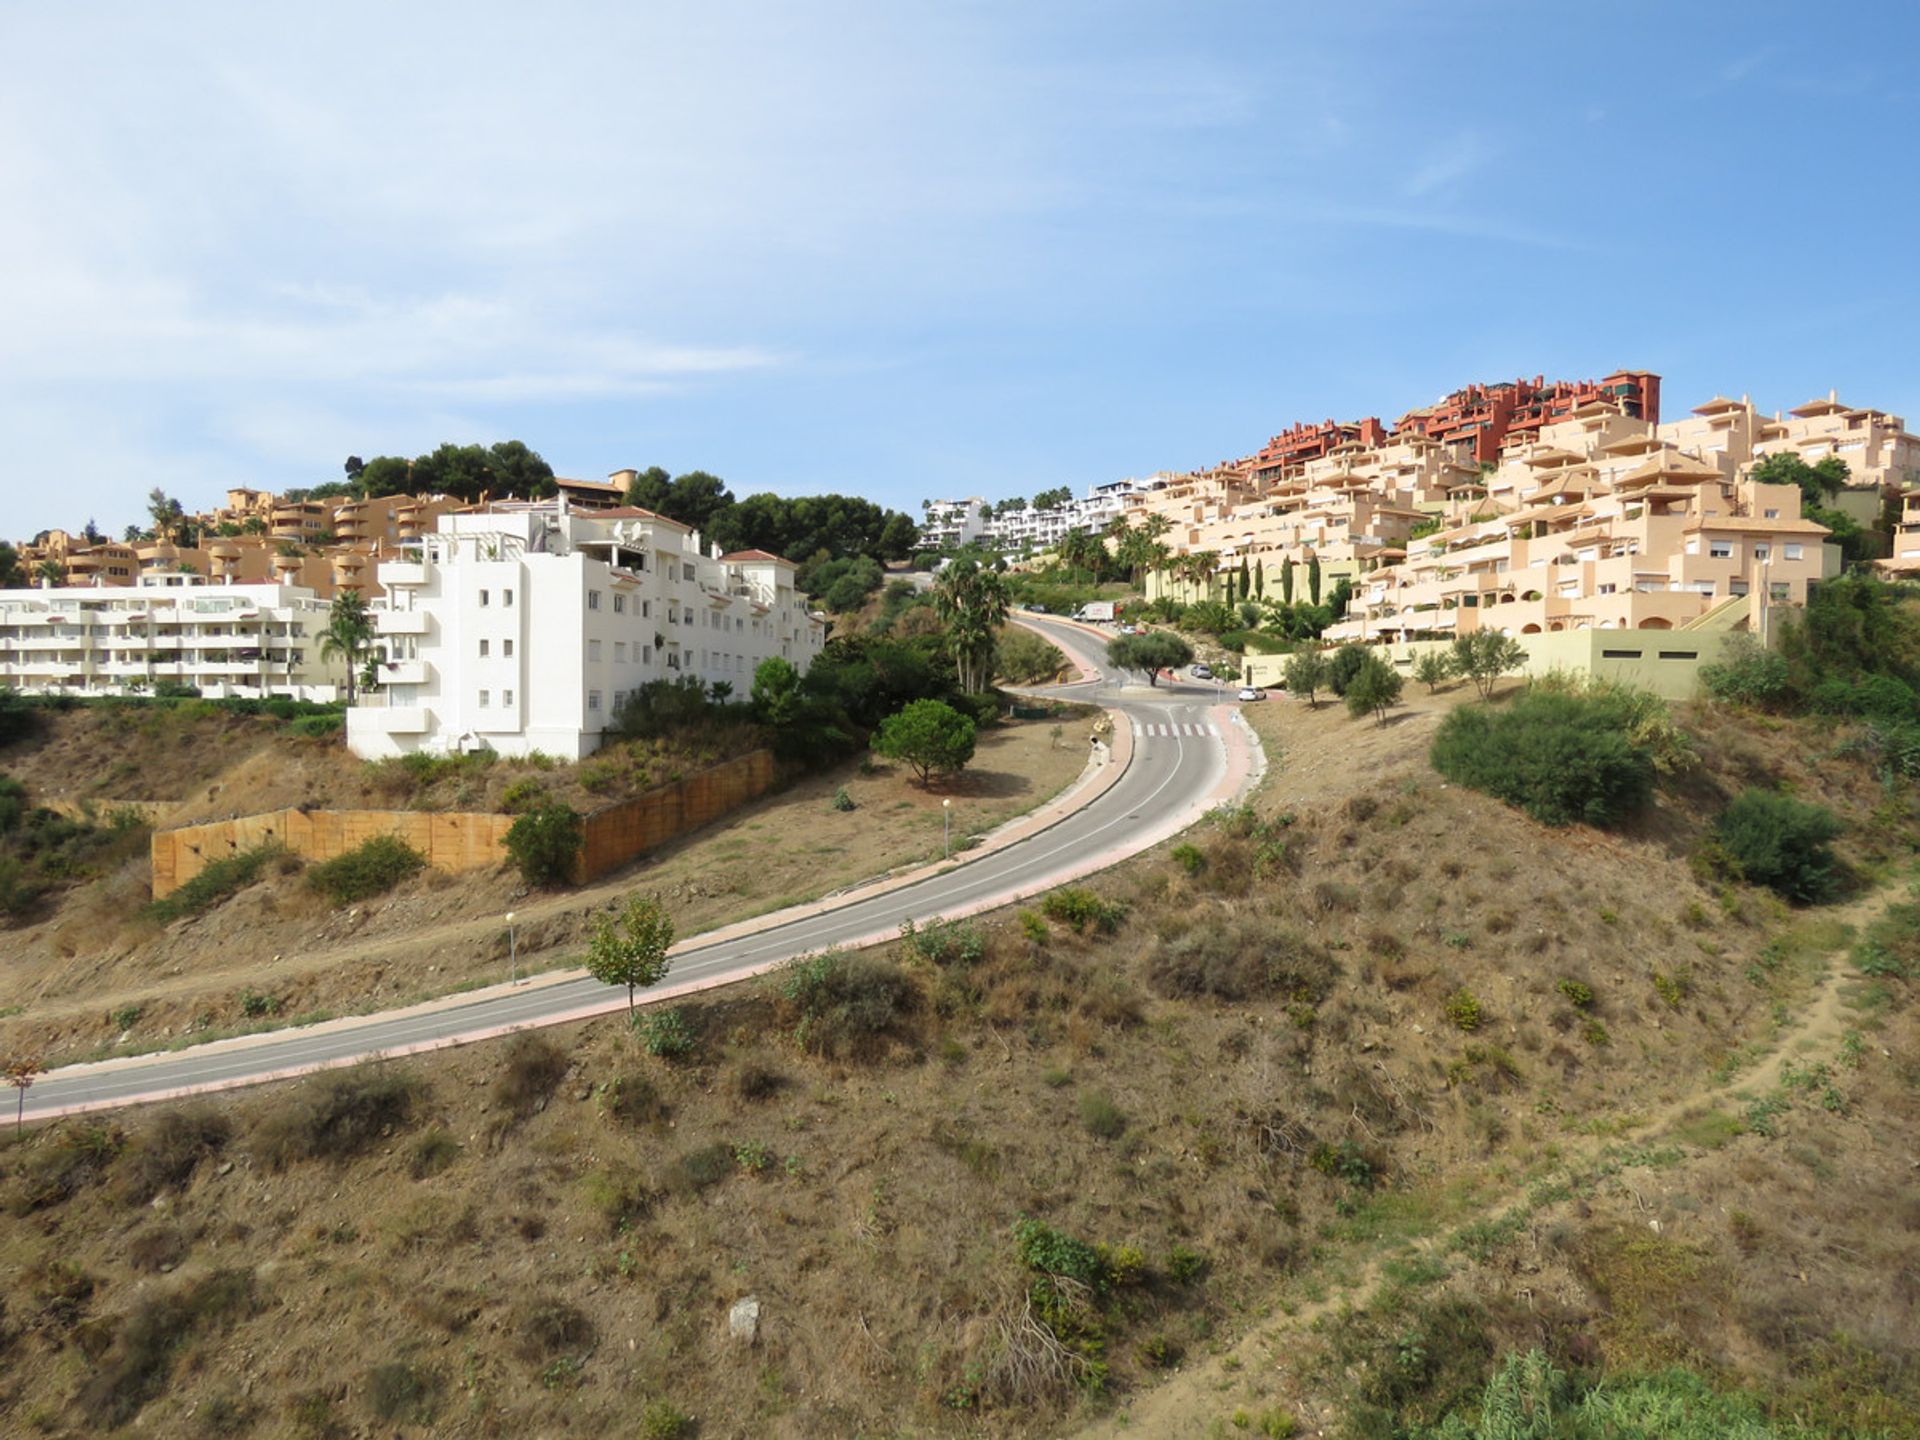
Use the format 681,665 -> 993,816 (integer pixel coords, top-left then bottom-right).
24,615 -> 1253,1119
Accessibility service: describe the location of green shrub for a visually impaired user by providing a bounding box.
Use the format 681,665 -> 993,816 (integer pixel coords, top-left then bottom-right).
78,1269 -> 259,1426
994,627 -> 1066,684
830,785 -> 856,812
1079,1091 -> 1127,1140
409,1128 -> 461,1178
899,916 -> 987,967
490,1032 -> 569,1118
288,712 -> 343,739
1146,918 -> 1336,1003
121,1106 -> 231,1204
1344,652 -> 1405,722
1556,979 -> 1594,1010
305,833 -> 426,904
504,802 -> 584,887
1443,989 -> 1483,1032
252,1069 -> 422,1168
1014,1218 -> 1109,1293
0,774 -> 27,833
1165,1244 -> 1209,1283
500,777 -> 549,813
366,1361 -> 442,1424
639,1398 -> 695,1439
1429,690 -> 1656,827
146,843 -> 290,922
1170,842 -> 1205,875
1041,885 -> 1126,934
1714,788 -> 1843,904
602,1071 -> 666,1127
637,1006 -> 697,1059
773,950 -> 917,1059
1326,644 -> 1370,697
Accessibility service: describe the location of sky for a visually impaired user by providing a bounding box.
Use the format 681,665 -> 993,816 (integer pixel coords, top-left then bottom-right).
4,0 -> 1918,540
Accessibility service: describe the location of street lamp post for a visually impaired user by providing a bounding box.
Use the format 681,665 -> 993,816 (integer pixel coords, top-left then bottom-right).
943,798 -> 952,860
505,911 -> 518,985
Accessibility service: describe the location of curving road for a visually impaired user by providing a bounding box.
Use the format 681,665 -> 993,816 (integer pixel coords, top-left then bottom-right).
22,615 -> 1258,1120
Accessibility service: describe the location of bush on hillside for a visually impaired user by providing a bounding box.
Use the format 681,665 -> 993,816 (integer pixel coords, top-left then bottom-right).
505,802 -> 584,887
0,686 -> 41,747
1344,652 -> 1405,723
1147,918 -> 1336,1002
145,843 -> 290,923
120,1107 -> 231,1204
994,627 -> 1065,684
773,949 -> 917,1060
1714,788 -> 1844,904
1429,691 -> 1656,827
306,833 -> 427,904
1326,644 -> 1370,697
252,1068 -> 423,1168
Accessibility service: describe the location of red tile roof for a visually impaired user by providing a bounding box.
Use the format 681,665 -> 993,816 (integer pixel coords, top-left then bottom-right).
720,549 -> 794,565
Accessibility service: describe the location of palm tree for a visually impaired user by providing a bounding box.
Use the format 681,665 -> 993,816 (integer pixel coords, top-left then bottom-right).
932,559 -> 1011,693
319,590 -> 375,704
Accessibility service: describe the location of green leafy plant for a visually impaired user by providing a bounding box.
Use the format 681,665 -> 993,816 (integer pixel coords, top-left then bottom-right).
503,803 -> 584,887
305,833 -> 426,904
1713,788 -> 1843,904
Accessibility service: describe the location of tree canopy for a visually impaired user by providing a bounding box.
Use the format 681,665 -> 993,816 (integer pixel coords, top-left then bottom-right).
585,894 -> 677,1011
621,468 -> 919,565
1107,630 -> 1193,685
872,698 -> 978,787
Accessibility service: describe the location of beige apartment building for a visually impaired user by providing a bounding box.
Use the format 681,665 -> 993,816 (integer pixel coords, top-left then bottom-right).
1113,383 -> 1913,686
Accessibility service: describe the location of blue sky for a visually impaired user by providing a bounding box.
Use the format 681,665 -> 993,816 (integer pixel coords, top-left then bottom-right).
4,1 -> 1917,539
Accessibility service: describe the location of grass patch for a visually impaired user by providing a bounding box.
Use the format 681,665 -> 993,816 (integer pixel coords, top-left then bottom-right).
146,843 -> 291,922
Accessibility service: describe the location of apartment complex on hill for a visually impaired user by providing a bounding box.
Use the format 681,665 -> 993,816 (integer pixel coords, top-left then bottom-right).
347,499 -> 826,761
1124,379 -> 1917,654
0,576 -> 341,700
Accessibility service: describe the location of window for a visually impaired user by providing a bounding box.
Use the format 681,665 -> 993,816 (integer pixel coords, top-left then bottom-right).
1600,648 -> 1642,659
588,689 -> 602,711
478,638 -> 490,657
614,641 -> 627,662
1708,540 -> 1733,559
588,590 -> 601,611
641,600 -> 651,619
478,689 -> 491,707
478,589 -> 490,606
502,688 -> 514,706
1657,650 -> 1698,661
1753,545 -> 1770,561
642,645 -> 652,663
614,594 -> 625,614
504,639 -> 514,657
588,639 -> 601,662
683,562 -> 696,582
1763,508 -> 1780,519
503,589 -> 514,607
1770,582 -> 1790,601
1784,543 -> 1804,560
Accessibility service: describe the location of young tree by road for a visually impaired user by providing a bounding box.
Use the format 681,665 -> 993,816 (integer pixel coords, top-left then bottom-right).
6,1056 -> 41,1130
1344,653 -> 1405,724
587,895 -> 677,1013
873,699 -> 978,787
1449,632 -> 1528,700
1283,649 -> 1329,707
1107,630 -> 1193,686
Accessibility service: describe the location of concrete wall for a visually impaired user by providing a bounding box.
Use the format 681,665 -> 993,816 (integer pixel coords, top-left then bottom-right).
1241,629 -> 1748,700
150,748 -> 778,898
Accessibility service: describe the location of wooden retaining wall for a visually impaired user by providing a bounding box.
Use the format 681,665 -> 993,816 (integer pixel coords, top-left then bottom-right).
149,749 -> 778,899
576,749 -> 776,883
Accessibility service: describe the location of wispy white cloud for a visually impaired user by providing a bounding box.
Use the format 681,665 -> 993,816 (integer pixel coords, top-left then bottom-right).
1403,132 -> 1495,199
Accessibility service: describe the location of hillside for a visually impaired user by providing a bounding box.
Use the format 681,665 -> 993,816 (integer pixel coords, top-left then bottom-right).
2,682 -> 1914,1437
0,704 -> 1089,1065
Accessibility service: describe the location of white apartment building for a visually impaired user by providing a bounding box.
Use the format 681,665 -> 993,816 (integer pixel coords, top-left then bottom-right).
347,501 -> 826,761
0,576 -> 341,699
919,497 -> 989,549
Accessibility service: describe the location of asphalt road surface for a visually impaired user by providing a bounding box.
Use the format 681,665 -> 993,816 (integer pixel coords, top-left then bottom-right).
24,614 -> 1251,1119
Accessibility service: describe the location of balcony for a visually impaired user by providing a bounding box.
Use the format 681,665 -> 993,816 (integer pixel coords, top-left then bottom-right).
377,609 -> 432,635
379,658 -> 430,685
380,561 -> 429,588
350,705 -> 430,735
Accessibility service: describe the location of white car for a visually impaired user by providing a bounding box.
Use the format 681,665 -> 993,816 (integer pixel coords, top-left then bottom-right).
1237,687 -> 1265,701
1190,663 -> 1213,679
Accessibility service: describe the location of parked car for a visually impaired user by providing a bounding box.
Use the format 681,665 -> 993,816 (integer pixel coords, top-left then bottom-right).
1119,623 -> 1138,634
1026,603 -> 1048,613
1190,664 -> 1214,679
1237,687 -> 1265,701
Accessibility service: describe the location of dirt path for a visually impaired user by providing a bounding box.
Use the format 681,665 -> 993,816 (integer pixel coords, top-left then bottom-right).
1075,885 -> 1889,1438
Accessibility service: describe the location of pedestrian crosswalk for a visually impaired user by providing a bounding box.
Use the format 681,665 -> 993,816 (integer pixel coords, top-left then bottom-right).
1139,722 -> 1220,738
